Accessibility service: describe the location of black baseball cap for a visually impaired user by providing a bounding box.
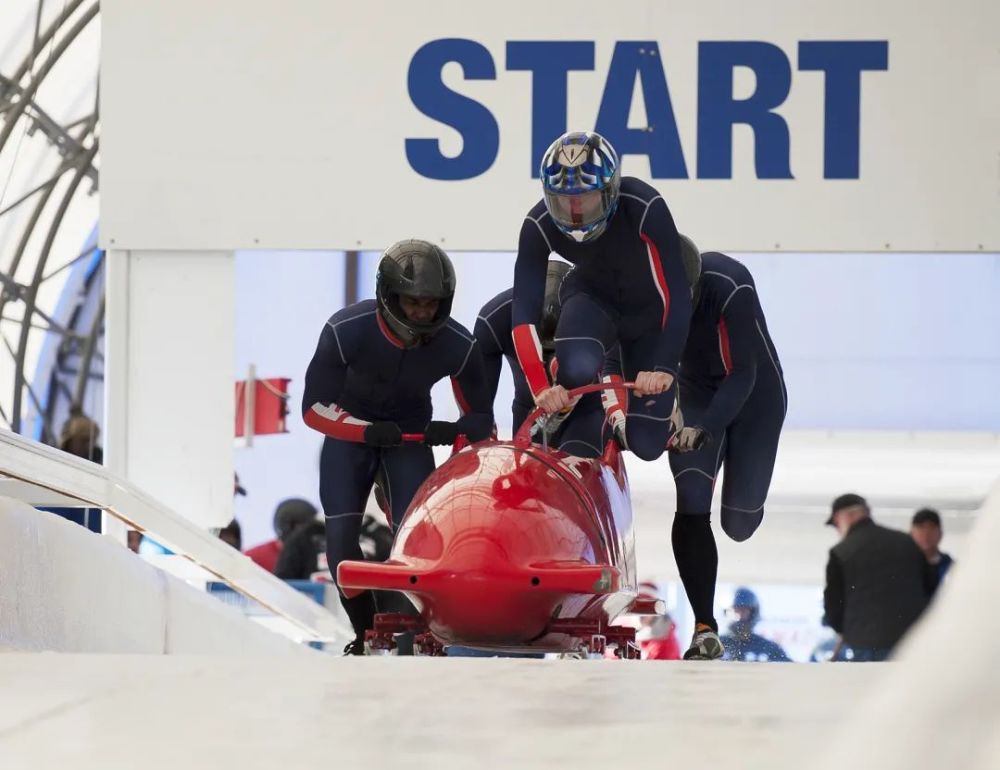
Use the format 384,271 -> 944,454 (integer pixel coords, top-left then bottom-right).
826,493 -> 869,526
912,508 -> 942,527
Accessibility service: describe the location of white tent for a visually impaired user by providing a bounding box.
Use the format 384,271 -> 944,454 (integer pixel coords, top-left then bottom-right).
0,0 -> 100,439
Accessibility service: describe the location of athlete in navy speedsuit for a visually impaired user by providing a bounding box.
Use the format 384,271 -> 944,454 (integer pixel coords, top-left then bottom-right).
668,243 -> 787,660
510,131 -> 691,461
302,240 -> 492,654
474,260 -> 612,457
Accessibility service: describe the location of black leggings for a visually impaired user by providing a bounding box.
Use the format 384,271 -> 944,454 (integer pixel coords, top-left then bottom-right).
319,437 -> 435,636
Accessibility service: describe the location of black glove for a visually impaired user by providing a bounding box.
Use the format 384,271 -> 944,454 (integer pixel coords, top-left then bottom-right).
612,422 -> 629,451
424,420 -> 460,446
363,421 -> 402,447
670,426 -> 710,453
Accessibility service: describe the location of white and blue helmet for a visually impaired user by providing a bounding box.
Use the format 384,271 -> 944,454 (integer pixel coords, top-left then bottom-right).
540,131 -> 620,243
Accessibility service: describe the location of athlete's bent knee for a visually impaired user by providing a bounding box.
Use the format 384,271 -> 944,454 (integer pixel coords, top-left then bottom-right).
721,508 -> 763,542
626,422 -> 668,461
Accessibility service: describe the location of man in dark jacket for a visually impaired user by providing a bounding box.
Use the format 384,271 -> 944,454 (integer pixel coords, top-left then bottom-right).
823,493 -> 935,661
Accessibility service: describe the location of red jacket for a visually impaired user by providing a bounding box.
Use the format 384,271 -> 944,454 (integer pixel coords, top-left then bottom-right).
641,633 -> 681,660
245,539 -> 282,573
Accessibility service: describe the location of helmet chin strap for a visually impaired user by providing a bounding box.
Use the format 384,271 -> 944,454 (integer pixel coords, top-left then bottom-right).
385,303 -> 447,348
380,304 -> 418,347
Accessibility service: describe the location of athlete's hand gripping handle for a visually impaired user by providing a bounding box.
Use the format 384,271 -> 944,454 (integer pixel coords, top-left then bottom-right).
514,381 -> 638,447
364,422 -> 403,447
423,421 -> 462,446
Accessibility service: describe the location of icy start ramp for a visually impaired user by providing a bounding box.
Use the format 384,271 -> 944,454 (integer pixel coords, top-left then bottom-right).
0,654 -> 879,770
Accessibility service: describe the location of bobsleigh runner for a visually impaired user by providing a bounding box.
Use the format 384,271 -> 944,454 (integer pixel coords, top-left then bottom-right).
337,382 -> 663,658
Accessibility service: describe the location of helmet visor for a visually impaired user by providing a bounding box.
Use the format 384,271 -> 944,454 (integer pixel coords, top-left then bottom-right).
544,189 -> 614,231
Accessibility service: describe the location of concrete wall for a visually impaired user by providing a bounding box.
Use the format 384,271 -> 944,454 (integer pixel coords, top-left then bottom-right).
0,496 -> 312,656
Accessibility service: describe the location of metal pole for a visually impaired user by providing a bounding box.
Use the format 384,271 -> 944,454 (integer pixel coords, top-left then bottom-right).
72,295 -> 104,409
11,141 -> 98,432
344,250 -> 359,306
244,364 -> 256,448
0,3 -> 99,157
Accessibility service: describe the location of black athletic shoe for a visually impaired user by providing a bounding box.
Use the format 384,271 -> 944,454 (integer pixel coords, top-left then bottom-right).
683,623 -> 724,660
343,637 -> 366,656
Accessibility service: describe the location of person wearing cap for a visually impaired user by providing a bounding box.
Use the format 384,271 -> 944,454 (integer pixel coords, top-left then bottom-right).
244,498 -> 319,573
910,507 -> 955,592
720,587 -> 790,662
823,493 -> 935,661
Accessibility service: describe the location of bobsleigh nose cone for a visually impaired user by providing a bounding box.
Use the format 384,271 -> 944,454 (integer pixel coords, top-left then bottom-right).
419,532 -> 555,645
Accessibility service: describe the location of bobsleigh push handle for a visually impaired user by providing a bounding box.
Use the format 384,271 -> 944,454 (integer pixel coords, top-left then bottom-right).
513,381 -> 637,447
402,433 -> 470,452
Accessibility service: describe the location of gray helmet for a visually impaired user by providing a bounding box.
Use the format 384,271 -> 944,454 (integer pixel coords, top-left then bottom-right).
376,240 -> 456,347
678,234 -> 703,305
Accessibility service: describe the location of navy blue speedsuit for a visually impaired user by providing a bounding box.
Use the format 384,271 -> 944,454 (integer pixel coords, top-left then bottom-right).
475,287 -> 613,458
670,252 -> 787,538
302,299 -> 492,635
669,252 -> 786,632
511,177 -> 691,461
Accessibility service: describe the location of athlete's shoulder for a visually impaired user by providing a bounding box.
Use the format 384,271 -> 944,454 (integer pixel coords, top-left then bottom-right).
524,198 -> 549,222
477,287 -> 514,319
326,299 -> 378,329
617,176 -> 663,208
442,317 -> 476,346
701,252 -> 754,286
519,199 -> 557,255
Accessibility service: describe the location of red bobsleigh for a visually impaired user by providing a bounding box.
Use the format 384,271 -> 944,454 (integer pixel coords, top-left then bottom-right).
337,382 -> 661,657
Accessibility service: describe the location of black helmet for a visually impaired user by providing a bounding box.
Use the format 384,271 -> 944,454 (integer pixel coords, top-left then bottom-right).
376,240 -> 456,347
678,234 -> 703,305
537,260 -> 572,354
273,498 -> 318,542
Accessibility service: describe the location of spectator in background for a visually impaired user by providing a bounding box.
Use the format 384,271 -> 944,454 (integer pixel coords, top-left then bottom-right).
720,586 -> 790,662
208,472 -> 246,551
218,519 -> 242,550
910,508 -> 954,592
634,581 -> 681,660
43,410 -> 104,533
58,409 -> 103,464
823,493 -> 934,662
245,498 -> 319,573
276,512 -> 391,582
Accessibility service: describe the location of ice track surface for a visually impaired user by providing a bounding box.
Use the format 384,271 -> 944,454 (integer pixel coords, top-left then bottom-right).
0,654 -> 876,770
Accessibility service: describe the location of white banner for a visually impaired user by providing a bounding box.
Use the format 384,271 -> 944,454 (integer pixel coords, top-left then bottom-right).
101,0 -> 1000,252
